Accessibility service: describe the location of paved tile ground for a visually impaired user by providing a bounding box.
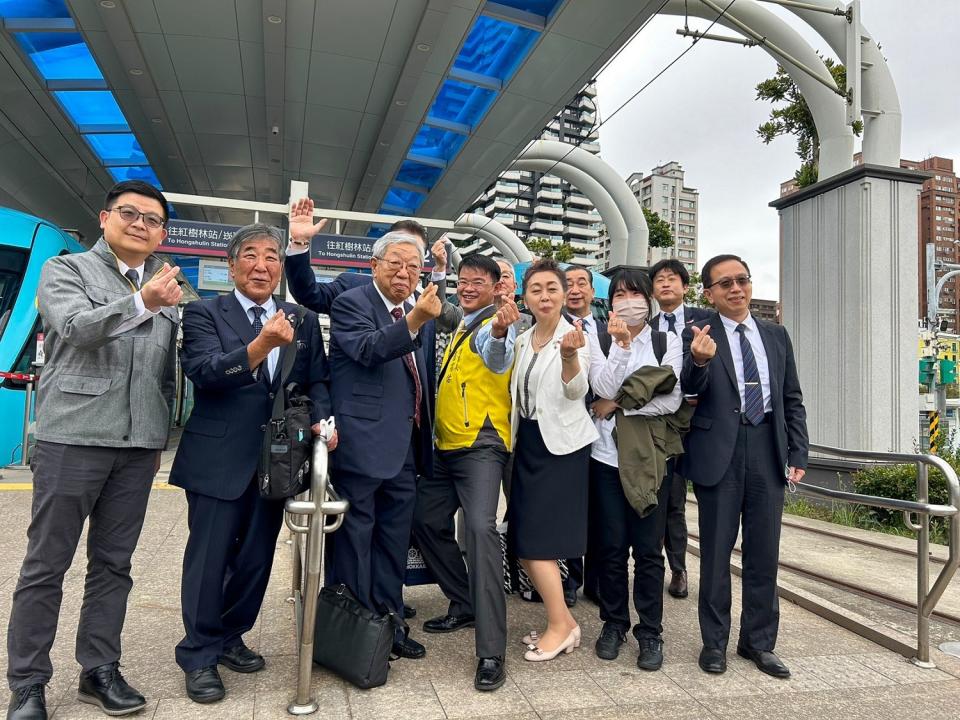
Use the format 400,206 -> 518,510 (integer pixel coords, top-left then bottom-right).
0,480 -> 959,719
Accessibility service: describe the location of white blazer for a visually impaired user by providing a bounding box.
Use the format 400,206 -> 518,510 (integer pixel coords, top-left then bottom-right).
509,316 -> 600,455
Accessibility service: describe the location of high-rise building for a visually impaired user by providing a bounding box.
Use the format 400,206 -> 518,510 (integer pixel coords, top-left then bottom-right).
454,82 -> 602,267
900,157 -> 959,331
750,298 -> 780,323
597,161 -> 699,273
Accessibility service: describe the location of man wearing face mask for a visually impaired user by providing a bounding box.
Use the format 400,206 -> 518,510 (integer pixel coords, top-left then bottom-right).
587,269 -> 682,670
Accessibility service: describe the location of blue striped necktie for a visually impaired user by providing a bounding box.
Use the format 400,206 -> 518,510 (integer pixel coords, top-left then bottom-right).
736,324 -> 765,425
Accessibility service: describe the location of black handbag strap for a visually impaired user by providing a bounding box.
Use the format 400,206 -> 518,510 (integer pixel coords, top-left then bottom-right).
437,305 -> 496,386
270,307 -> 303,419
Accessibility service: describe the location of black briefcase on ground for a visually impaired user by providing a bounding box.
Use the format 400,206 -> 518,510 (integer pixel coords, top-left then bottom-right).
258,310 -> 314,499
312,584 -> 402,689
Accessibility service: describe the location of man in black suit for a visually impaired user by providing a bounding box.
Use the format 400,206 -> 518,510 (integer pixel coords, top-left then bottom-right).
170,224 -> 335,703
562,266 -> 608,607
648,259 -> 713,600
680,254 -> 808,679
326,232 -> 441,660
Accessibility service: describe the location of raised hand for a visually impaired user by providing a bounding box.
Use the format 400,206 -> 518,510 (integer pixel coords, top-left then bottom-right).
491,295 -> 520,338
141,262 -> 182,311
690,325 -> 717,365
607,311 -> 630,348
258,309 -> 295,349
288,197 -> 328,246
408,283 -> 442,329
431,238 -> 447,273
559,319 -> 585,359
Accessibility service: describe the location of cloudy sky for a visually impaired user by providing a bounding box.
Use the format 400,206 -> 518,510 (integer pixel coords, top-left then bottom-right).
595,0 -> 960,300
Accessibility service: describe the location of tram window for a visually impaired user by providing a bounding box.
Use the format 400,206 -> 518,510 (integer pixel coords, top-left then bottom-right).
0,248 -> 28,342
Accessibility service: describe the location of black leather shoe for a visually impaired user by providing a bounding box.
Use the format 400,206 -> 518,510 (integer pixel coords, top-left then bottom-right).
403,604 -> 417,619
637,636 -> 664,671
667,570 -> 688,598
184,666 -> 225,704
594,623 -> 626,661
219,643 -> 265,673
7,684 -> 46,720
391,634 -> 426,659
77,663 -> 146,716
563,587 -> 578,607
474,656 -> 505,691
737,645 -> 790,678
423,613 -> 476,634
698,646 -> 727,674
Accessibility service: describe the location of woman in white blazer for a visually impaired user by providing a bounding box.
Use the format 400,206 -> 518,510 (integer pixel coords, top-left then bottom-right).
481,259 -> 599,663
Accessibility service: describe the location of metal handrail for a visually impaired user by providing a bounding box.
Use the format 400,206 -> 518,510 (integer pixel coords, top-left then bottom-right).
284,438 -> 349,715
801,443 -> 960,666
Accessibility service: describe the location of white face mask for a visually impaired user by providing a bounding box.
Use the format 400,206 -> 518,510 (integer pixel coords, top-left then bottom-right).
612,297 -> 649,327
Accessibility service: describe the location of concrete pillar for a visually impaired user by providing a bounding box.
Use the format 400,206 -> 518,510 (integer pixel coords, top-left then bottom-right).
771,164 -> 927,453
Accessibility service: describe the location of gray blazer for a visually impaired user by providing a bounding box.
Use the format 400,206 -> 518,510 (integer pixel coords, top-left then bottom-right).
34,238 -> 179,449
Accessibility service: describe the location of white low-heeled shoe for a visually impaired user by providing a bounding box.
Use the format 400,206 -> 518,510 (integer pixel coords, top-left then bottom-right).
521,630 -> 540,646
524,629 -> 578,662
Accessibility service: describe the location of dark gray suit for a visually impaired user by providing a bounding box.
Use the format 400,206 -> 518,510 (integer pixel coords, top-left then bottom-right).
7,239 -> 178,691
680,312 -> 807,652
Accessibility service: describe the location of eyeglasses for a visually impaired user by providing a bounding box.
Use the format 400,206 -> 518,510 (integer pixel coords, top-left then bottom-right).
107,205 -> 165,229
377,257 -> 422,275
456,279 -> 492,289
706,274 -> 752,291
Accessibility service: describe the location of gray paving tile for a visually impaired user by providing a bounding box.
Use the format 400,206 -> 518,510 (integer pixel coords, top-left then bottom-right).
253,685 -> 351,720
852,652 -> 956,684
542,698 -> 716,720
659,661 -> 764,700
346,678 -> 446,720
432,674 -> 534,718
790,654 -> 898,689
52,699 -> 159,719
728,654 -> 832,694
153,695 -> 254,719
585,666 -> 689,705
512,668 -> 614,713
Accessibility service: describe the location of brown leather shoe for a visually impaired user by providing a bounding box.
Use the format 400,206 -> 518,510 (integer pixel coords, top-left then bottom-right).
668,570 -> 688,598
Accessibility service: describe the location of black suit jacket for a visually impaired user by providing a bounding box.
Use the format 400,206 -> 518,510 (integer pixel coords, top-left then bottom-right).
679,312 -> 808,487
328,282 -> 435,481
170,293 -> 331,500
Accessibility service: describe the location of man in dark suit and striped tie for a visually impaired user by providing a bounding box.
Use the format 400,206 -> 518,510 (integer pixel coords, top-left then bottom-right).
680,255 -> 808,680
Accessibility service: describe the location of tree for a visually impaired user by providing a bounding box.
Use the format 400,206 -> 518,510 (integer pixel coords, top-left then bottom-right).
525,236 -> 575,262
684,270 -> 710,308
643,207 -> 674,249
756,58 -> 862,188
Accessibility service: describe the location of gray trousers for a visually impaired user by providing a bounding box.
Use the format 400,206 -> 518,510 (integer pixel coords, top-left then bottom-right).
413,446 -> 508,658
664,468 -> 688,574
6,441 -> 156,690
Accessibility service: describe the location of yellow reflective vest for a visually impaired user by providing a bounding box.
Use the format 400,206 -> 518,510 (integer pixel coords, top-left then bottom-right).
435,313 -> 513,452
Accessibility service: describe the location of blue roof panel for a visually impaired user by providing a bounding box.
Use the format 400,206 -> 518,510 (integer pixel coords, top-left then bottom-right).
13,32 -> 102,81
409,125 -> 467,164
108,166 -> 162,188
383,187 -> 426,213
429,78 -> 496,129
83,133 -> 147,165
395,160 -> 444,190
0,0 -> 70,19
53,90 -> 127,129
453,15 -> 538,83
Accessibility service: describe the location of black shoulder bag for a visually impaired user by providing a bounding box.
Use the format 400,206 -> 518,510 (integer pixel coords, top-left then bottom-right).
257,309 -> 315,499
436,306 -> 496,385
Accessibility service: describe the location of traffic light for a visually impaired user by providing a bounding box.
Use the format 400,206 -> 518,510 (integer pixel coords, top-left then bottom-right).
941,359 -> 957,385
920,357 -> 936,386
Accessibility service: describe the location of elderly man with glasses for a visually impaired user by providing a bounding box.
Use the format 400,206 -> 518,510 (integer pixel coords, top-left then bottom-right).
680,254 -> 808,680
325,232 -> 442,662
6,181 -> 181,720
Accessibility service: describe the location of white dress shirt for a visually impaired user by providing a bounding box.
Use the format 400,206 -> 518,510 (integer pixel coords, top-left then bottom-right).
656,305 -> 685,334
235,289 -> 279,380
719,313 -> 772,413
110,259 -> 157,337
587,325 -> 683,467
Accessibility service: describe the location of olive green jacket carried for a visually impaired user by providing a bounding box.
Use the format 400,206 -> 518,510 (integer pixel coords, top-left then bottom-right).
613,365 -> 694,517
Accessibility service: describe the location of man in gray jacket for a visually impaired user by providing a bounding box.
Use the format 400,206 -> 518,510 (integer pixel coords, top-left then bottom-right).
5,181 -> 182,720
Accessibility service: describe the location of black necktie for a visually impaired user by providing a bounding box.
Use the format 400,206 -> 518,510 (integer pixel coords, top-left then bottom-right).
251,307 -> 266,380
124,269 -> 140,291
736,324 -> 765,425
664,313 -> 676,335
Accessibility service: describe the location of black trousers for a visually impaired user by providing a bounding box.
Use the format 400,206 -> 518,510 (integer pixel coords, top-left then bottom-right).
413,446 -> 508,658
663,461 -> 688,574
7,442 -> 155,690
693,421 -> 784,651
327,443 -> 417,621
590,458 -> 671,640
176,478 -> 285,672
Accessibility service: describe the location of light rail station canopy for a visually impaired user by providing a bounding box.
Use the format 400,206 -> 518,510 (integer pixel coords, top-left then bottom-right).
0,0 -> 667,241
